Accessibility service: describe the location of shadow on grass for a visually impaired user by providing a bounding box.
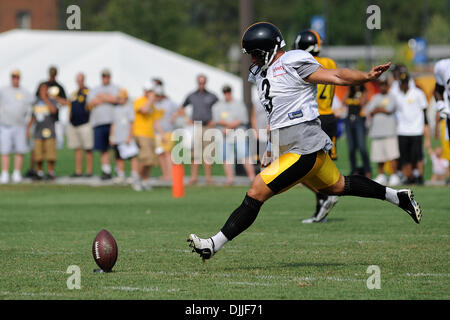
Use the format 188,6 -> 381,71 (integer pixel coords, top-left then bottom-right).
300,218 -> 347,223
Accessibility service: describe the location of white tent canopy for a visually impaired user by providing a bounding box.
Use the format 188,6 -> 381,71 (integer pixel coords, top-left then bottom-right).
0,29 -> 244,105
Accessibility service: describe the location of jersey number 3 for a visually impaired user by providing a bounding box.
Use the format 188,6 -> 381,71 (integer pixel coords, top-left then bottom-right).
262,79 -> 273,114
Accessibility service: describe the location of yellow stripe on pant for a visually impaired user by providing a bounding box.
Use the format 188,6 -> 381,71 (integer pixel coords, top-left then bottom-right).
260,150 -> 341,194
441,119 -> 450,161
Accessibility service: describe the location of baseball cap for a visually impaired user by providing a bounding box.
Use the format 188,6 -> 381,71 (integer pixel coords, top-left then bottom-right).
392,63 -> 406,72
11,69 -> 21,77
101,68 -> 111,77
399,71 -> 410,83
143,80 -> 153,91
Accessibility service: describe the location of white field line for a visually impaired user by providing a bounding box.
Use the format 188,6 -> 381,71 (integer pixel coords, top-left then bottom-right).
1,291 -> 69,297
406,273 -> 450,277
104,286 -> 179,293
29,250 -> 74,255
146,270 -> 363,284
226,281 -> 275,287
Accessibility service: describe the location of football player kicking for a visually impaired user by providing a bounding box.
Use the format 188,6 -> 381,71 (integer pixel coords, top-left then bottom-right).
293,29 -> 339,223
433,58 -> 450,175
188,22 -> 422,261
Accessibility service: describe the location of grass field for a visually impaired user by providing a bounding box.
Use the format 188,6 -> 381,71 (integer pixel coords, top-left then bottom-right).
13,131 -> 439,179
0,183 -> 448,300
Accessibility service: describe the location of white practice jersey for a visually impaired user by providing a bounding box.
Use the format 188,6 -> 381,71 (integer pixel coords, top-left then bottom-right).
248,50 -> 321,131
434,58 -> 450,107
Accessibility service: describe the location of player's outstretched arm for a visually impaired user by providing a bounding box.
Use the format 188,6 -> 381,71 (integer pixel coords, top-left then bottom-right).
305,62 -> 391,86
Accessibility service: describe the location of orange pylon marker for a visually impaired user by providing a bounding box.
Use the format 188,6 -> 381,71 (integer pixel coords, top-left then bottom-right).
172,164 -> 185,198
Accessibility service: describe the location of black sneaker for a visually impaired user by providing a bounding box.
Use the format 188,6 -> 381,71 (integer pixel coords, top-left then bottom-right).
33,171 -> 44,181
45,172 -> 56,180
397,189 -> 422,224
70,173 -> 83,178
84,173 -> 93,178
407,177 -> 417,185
101,172 -> 112,180
414,176 -> 424,185
24,169 -> 37,179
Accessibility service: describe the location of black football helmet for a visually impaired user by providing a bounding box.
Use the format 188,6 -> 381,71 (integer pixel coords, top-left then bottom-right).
241,22 -> 286,75
292,29 -> 321,56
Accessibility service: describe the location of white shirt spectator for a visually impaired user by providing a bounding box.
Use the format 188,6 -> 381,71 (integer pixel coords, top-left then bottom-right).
391,87 -> 428,136
111,103 -> 135,144
154,97 -> 178,133
0,86 -> 33,126
87,83 -> 120,127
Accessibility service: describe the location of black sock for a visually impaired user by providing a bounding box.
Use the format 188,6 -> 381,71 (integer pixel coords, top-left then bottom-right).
221,194 -> 264,241
340,175 -> 386,200
315,192 -> 328,214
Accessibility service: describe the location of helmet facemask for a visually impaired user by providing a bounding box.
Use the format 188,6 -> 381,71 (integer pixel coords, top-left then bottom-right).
246,44 -> 279,76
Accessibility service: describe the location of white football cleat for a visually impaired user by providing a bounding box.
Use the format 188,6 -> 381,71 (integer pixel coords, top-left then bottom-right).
315,195 -> 339,222
187,234 -> 215,261
397,189 -> 422,224
302,216 -> 317,224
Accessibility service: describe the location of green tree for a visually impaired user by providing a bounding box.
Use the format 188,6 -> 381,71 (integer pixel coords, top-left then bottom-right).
426,14 -> 450,44
60,0 -> 450,72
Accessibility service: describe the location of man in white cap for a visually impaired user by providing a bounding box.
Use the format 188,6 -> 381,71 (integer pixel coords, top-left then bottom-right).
0,69 -> 33,183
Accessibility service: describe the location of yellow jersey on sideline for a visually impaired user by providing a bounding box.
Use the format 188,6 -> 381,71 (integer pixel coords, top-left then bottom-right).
314,56 -> 337,116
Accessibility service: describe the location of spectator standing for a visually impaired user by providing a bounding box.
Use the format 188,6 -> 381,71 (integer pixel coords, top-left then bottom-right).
366,76 -> 401,186
133,83 -> 164,189
343,84 -> 371,177
153,85 -> 178,182
390,63 -> 416,95
25,66 -> 67,178
35,66 -> 68,149
391,71 -> 430,184
67,73 -> 93,177
173,74 -> 218,185
109,88 -> 141,190
27,83 -> 59,180
35,66 -> 67,101
0,69 -> 33,183
87,69 -> 125,180
213,85 -> 255,185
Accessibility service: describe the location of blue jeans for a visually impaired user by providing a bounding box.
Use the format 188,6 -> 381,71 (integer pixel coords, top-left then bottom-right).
345,115 -> 371,175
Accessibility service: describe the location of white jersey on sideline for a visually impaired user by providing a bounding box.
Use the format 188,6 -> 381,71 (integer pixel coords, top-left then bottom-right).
248,50 -> 321,131
434,58 -> 450,108
391,86 -> 428,136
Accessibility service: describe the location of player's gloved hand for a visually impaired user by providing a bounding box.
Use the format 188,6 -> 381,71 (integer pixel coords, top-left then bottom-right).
260,150 -> 273,168
436,100 -> 450,119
